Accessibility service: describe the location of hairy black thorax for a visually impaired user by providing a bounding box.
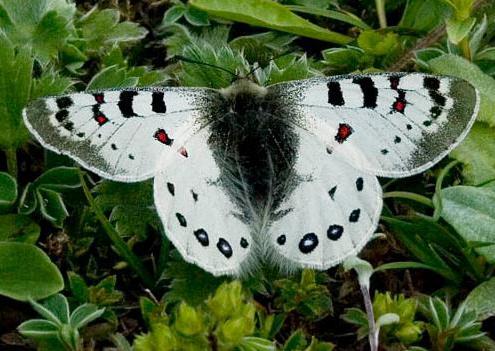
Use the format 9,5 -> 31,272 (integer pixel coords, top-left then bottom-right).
207,79 -> 299,226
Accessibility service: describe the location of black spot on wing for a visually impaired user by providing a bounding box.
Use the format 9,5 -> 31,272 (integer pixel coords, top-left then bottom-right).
299,233 -> 319,254
353,77 -> 378,108
349,209 -> 361,223
118,91 -> 139,118
217,238 -> 233,258
167,182 -> 175,196
151,92 -> 166,113
423,77 -> 440,90
240,237 -> 249,248
55,110 -> 68,122
111,143 -> 117,150
356,177 -> 363,191
327,224 -> 343,240
277,235 -> 286,245
56,96 -> 73,109
327,81 -> 345,106
63,121 -> 74,131
194,229 -> 209,246
176,213 -> 187,227
394,136 -> 402,143
191,190 -> 198,202
328,186 -> 337,200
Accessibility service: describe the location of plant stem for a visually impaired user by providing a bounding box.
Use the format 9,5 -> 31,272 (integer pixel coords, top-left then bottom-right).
79,171 -> 154,288
375,0 -> 387,28
5,148 -> 18,178
360,283 -> 378,351
383,191 -> 434,208
459,37 -> 472,60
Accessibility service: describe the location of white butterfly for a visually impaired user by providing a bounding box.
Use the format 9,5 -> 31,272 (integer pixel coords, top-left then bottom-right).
23,73 -> 479,276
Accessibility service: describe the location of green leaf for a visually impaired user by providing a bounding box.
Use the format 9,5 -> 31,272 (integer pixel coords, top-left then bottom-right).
0,214 -> 40,243
261,55 -> 321,86
0,0 -> 75,61
162,4 -> 186,25
68,272 -> 89,303
18,167 -> 80,227
189,0 -> 352,44
69,304 -> 105,328
449,123 -> 495,184
440,185 -> 495,262
283,330 -> 307,351
41,294 -> 70,324
0,172 -> 17,212
0,242 -> 63,301
286,5 -> 371,30
465,278 -> 495,321
428,54 -> 495,126
0,35 -> 33,150
399,0 -> 451,32
94,181 -> 160,239
239,336 -> 276,351
17,319 -> 59,338
31,69 -> 73,101
184,6 -> 210,26
86,65 -> 139,91
357,30 -> 399,56
161,252 -> 225,306
446,17 -> 476,44
78,8 -> 147,54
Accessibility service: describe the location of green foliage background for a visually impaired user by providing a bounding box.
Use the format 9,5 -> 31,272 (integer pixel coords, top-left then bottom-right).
0,0 -> 495,350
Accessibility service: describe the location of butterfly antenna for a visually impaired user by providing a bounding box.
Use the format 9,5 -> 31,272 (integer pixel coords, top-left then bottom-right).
173,55 -> 239,78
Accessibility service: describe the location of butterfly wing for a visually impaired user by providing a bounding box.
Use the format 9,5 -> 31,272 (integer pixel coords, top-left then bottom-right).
154,127 -> 253,276
269,73 -> 479,177
268,127 -> 382,270
23,88 -> 220,182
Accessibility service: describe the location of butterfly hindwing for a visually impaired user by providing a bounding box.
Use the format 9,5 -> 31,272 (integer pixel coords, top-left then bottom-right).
154,127 -> 252,276
268,127 -> 382,269
23,88 -> 220,182
269,73 -> 479,177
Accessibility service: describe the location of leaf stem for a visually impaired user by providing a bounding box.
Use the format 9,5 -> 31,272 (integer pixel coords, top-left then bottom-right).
5,148 -> 18,178
383,191 -> 434,208
375,0 -> 387,28
78,171 -> 154,288
360,283 -> 378,351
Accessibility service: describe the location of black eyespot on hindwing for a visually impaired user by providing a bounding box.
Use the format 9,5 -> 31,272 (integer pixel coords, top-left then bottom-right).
166,182 -> 175,196
327,224 -> 344,240
277,235 -> 286,245
349,209 -> 361,223
176,213 -> 187,227
217,238 -> 233,258
240,238 -> 249,248
299,233 -> 319,254
194,229 -> 209,246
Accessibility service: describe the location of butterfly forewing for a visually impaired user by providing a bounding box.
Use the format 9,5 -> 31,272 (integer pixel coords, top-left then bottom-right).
23,88 -> 220,182
269,73 -> 479,177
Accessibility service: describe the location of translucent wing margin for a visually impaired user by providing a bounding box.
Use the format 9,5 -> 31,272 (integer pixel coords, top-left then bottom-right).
154,128 -> 253,276
23,88 -> 220,182
269,73 -> 479,177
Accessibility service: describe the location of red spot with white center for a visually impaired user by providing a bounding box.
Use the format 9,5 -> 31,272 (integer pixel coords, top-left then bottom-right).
154,128 -> 173,146
335,123 -> 353,143
94,94 -> 105,104
393,100 -> 406,113
95,114 -> 108,126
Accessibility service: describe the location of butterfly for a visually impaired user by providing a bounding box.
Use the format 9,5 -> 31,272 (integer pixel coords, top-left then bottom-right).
23,73 -> 479,276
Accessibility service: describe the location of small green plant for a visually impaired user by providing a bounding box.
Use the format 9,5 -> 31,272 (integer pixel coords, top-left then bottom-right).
134,281 -> 274,351
419,297 -> 485,351
342,292 -> 423,349
18,293 -> 105,351
274,269 -> 332,320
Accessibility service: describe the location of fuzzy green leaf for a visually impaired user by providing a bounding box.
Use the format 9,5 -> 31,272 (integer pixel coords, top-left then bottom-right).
0,242 -> 64,301
440,185 -> 495,262
94,181 -> 160,239
429,54 -> 495,126
190,0 -> 352,44
0,0 -> 75,61
0,35 -> 33,150
465,278 -> 495,320
399,0 -> 451,31
0,214 -> 40,243
450,123 -> 495,184
0,172 -> 17,212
